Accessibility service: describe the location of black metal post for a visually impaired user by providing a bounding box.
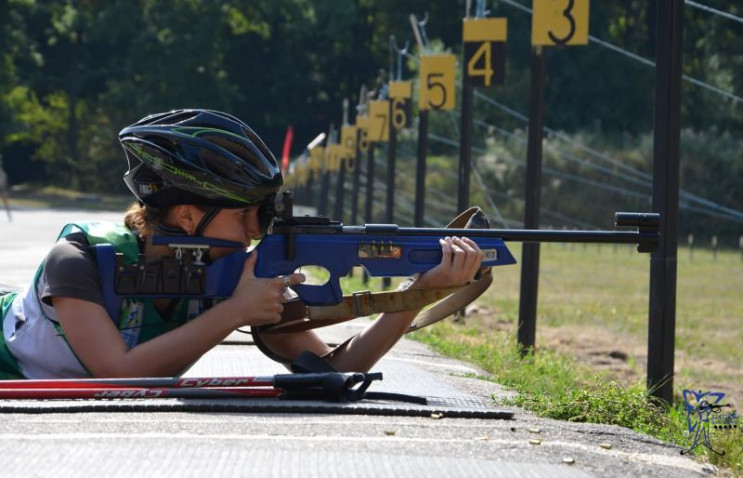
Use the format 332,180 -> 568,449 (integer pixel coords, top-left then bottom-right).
333,160 -> 347,222
318,171 -> 331,217
517,47 -> 546,353
364,144 -> 376,223
350,148 -> 362,224
306,171 -> 315,209
415,110 -> 429,227
363,144 -> 376,284
458,71 -> 474,213
384,102 -> 398,290
647,0 -> 684,405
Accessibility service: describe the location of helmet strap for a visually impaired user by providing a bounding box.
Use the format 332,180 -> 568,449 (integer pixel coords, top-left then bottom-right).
193,207 -> 222,237
155,223 -> 189,236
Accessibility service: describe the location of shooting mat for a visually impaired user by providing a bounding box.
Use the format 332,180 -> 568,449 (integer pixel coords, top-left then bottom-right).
0,320 -> 514,419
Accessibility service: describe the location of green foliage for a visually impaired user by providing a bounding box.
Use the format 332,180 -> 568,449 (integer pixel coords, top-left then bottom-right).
0,0 -> 740,232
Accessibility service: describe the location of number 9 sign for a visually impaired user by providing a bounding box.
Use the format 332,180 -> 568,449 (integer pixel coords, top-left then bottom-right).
418,54 -> 457,111
532,0 -> 589,46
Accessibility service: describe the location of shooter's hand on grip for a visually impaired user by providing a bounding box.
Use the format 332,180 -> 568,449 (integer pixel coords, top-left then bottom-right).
231,250 -> 305,327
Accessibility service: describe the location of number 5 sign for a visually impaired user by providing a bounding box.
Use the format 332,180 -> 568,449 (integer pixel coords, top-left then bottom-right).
418,54 -> 456,111
532,0 -> 589,46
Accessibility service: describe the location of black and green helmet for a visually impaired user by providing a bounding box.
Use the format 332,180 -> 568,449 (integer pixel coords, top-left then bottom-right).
120,109 -> 282,208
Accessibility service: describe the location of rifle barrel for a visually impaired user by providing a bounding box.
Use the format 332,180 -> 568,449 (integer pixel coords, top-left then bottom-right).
335,212 -> 660,248
393,228 -> 657,245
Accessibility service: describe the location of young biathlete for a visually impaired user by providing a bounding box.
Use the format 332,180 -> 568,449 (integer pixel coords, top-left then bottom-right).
0,109 -> 484,379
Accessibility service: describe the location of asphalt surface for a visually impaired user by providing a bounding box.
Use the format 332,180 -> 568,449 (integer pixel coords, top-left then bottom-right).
0,208 -> 716,477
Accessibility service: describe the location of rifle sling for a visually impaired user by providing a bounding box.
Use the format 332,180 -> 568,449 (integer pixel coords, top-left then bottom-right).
251,207 -> 496,365
257,284 -> 468,334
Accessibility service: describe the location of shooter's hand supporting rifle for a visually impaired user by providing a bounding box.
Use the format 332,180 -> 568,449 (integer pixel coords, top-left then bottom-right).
412,236 -> 485,289
257,235 -> 485,373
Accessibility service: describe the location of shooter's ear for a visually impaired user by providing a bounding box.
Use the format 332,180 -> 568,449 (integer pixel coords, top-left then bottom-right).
170,204 -> 200,235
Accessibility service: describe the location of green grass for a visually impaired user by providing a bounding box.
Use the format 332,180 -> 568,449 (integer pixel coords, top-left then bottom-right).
339,243 -> 743,475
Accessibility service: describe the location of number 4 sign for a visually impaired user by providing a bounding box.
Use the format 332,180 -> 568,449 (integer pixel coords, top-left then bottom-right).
463,17 -> 508,88
532,0 -> 589,46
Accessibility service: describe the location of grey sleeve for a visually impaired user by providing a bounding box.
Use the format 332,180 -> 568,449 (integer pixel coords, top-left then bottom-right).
40,232 -> 106,308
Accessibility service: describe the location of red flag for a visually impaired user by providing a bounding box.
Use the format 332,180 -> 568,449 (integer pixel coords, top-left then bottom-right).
281,125 -> 294,175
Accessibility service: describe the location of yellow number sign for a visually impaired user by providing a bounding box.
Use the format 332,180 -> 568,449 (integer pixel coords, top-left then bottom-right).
418,54 -> 456,111
389,81 -> 412,130
309,146 -> 325,173
326,144 -> 344,172
532,0 -> 589,46
368,100 -> 390,143
463,18 -> 508,88
341,125 -> 357,160
355,116 -> 371,153
295,162 -> 308,186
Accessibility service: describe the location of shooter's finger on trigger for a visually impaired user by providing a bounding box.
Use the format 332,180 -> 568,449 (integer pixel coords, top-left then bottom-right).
276,273 -> 306,288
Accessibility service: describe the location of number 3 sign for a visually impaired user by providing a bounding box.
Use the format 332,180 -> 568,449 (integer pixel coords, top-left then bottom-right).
532,0 -> 589,46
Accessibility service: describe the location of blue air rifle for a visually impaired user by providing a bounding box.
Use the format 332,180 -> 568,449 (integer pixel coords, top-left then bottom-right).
95,192 -> 659,319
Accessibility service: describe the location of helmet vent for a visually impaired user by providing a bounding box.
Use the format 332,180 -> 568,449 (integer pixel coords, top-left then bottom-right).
200,149 -> 248,181
203,134 -> 270,176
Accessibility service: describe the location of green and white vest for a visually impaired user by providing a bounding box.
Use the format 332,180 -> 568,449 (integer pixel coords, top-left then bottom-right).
0,222 -> 205,379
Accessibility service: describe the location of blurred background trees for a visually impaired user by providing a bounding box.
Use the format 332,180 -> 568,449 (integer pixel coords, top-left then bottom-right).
0,0 -> 740,237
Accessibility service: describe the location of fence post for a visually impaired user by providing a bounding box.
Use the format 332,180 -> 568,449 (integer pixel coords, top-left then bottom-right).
647,0 -> 684,405
458,63 -> 473,214
517,46 -> 546,354
415,111 -> 428,227
333,160 -> 346,222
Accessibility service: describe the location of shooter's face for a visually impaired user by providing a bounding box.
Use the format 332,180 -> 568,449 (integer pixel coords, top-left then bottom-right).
198,206 -> 262,259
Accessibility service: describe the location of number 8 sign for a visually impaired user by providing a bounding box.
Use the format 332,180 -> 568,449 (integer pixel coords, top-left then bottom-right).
418,54 -> 457,111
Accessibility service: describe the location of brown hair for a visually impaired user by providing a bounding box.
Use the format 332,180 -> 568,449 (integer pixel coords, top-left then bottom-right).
123,202 -> 170,239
